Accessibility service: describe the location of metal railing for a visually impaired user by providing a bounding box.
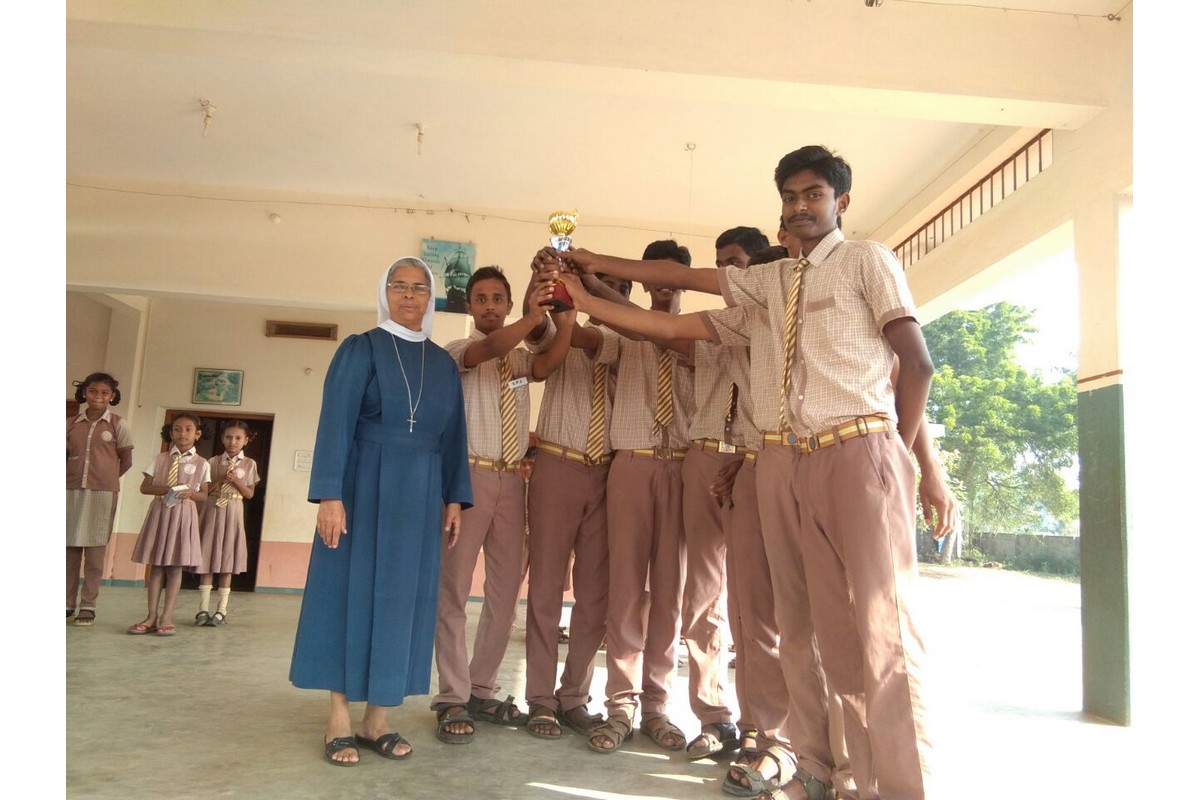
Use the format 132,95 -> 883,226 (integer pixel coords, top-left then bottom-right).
893,129 -> 1053,269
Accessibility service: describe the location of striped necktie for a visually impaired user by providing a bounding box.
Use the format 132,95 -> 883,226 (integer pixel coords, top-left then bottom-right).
780,258 -> 811,430
585,361 -> 608,462
215,456 -> 238,508
723,382 -> 738,442
498,355 -> 521,465
167,452 -> 181,485
653,348 -> 674,435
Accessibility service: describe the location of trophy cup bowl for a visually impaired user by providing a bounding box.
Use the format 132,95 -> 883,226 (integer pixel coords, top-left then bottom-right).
546,211 -> 579,312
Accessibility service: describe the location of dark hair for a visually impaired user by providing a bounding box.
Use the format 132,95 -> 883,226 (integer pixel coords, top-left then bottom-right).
642,240 -> 691,266
466,266 -> 512,301
73,372 -> 121,406
774,145 -> 852,196
748,245 -> 790,266
715,227 -> 770,257
596,272 -> 633,299
223,420 -> 251,435
160,411 -> 206,443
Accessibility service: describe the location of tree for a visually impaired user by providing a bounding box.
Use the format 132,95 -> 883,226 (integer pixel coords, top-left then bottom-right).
923,302 -> 1078,536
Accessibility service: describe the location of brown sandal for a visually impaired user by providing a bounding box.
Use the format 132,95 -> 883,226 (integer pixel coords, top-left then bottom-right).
639,714 -> 686,751
587,716 -> 633,754
526,704 -> 562,739
558,704 -> 603,736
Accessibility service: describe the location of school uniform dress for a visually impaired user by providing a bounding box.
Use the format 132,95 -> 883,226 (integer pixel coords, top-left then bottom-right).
702,305 -> 818,775
603,336 -> 695,724
524,320 -> 620,714
195,453 -> 260,575
66,408 -> 133,611
432,329 -> 535,708
717,228 -> 933,800
290,329 -> 471,706
131,447 -> 211,568
679,338 -> 752,727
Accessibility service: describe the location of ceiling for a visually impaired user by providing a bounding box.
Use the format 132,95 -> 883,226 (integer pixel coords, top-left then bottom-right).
66,0 -> 1126,248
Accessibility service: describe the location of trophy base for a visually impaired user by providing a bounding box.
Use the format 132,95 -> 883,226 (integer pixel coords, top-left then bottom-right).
549,281 -> 574,312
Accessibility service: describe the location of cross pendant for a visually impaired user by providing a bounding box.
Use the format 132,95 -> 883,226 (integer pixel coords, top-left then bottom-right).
408,417 -> 416,433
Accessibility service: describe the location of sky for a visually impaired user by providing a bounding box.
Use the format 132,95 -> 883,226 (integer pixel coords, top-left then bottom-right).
955,250 -> 1080,378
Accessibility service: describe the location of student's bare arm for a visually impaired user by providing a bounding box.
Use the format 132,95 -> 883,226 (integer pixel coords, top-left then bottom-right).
462,279 -> 555,368
560,273 -> 714,343
536,246 -> 722,295
531,309 -> 578,380
140,474 -> 167,496
883,318 -> 934,451
889,356 -> 959,538
118,447 -> 134,477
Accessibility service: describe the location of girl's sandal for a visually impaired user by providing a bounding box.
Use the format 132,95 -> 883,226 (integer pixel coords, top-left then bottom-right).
639,714 -> 686,751
156,624 -> 177,636
587,717 -> 633,754
195,611 -> 211,627
126,621 -> 158,635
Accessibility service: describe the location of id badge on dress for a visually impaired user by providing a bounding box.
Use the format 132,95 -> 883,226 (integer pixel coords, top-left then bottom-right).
508,377 -> 529,390
718,441 -> 736,454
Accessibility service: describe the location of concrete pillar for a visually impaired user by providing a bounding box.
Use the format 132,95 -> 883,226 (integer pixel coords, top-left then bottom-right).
1074,192 -> 1129,725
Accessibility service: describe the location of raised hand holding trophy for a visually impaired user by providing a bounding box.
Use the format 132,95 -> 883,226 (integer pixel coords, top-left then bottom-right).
546,210 -> 578,312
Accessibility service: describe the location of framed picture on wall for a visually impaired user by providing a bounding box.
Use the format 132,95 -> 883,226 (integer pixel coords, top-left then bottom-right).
420,238 -> 475,313
192,368 -> 244,406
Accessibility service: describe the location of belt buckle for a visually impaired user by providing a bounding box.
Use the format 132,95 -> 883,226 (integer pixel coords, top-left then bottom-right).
718,440 -> 735,454
785,432 -> 799,446
495,459 -> 509,471
655,445 -> 671,460
806,435 -> 819,453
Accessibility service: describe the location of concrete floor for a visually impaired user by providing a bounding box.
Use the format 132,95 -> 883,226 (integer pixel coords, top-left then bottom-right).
66,567 -> 1131,799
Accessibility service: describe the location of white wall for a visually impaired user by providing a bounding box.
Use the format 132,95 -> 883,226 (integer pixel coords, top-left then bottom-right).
66,293 -> 112,396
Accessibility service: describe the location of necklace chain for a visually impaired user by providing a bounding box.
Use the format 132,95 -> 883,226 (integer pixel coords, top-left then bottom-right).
391,335 -> 426,432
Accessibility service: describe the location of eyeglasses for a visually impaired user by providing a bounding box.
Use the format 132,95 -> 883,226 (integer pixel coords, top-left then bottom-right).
387,281 -> 431,296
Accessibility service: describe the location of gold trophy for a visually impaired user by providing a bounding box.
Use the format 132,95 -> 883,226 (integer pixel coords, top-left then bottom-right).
546,210 -> 578,312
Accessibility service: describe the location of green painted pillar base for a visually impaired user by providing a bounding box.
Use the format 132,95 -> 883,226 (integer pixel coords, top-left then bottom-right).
1078,383 -> 1129,725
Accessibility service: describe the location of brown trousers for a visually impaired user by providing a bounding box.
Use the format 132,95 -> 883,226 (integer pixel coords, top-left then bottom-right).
524,450 -> 610,712
761,432 -> 932,800
602,451 -> 684,721
67,545 -> 108,612
680,444 -> 739,725
727,457 -> 790,748
433,466 -> 527,707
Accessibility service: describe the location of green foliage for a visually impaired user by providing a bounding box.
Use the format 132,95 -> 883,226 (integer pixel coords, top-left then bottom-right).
924,302 -> 1079,535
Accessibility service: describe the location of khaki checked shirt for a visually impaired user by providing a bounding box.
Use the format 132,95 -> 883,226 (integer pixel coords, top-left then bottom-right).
700,306 -> 767,450
688,339 -> 754,448
534,321 -> 621,453
446,329 -> 536,460
716,228 -> 919,436
608,336 -> 695,451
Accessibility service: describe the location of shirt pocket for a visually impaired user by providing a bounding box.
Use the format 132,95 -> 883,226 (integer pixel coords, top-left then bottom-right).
805,296 -> 836,313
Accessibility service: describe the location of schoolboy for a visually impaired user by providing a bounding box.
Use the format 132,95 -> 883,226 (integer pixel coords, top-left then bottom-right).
679,226 -> 771,760
521,270 -> 624,739
585,240 -> 696,755
431,267 -> 574,743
